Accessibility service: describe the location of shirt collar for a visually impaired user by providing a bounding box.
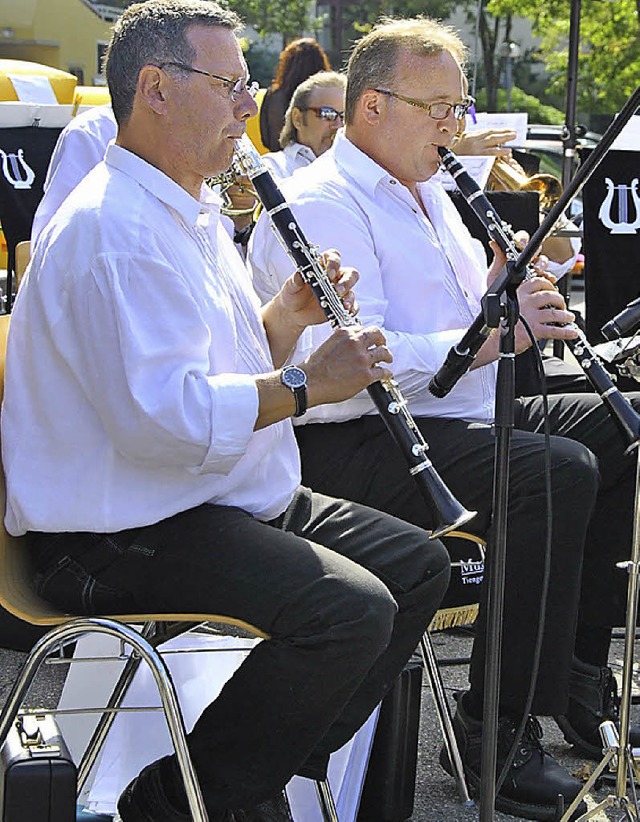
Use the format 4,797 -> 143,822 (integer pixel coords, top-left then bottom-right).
284,142 -> 317,163
105,143 -> 222,226
332,130 -> 443,202
332,131 -> 389,198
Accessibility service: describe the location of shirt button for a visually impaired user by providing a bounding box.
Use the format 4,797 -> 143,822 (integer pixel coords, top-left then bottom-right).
389,179 -> 397,185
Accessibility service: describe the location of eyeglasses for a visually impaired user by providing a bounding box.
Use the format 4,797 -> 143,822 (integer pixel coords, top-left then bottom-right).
158,61 -> 257,101
300,106 -> 345,123
374,89 -> 475,121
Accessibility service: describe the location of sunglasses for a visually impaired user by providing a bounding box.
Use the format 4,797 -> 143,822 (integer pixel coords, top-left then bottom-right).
300,106 -> 345,123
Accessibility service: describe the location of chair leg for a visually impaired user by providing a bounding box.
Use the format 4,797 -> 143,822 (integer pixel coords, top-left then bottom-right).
0,618 -> 210,822
77,621 -> 157,791
314,778 -> 339,822
419,632 -> 474,807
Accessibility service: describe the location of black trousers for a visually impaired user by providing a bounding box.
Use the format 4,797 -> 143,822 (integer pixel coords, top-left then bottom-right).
28,487 -> 449,812
295,392 -> 640,717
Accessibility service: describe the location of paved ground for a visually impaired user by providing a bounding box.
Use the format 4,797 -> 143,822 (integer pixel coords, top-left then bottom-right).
1,623 -> 639,821
410,627 -> 640,821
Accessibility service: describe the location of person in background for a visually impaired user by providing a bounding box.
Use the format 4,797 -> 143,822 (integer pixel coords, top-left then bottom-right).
4,3 -> 451,821
261,71 -> 346,180
31,102 -> 252,253
248,16 -> 640,820
259,38 -> 331,152
30,104 -> 117,248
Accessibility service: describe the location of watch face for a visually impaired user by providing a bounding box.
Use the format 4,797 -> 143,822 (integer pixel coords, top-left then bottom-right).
283,366 -> 307,389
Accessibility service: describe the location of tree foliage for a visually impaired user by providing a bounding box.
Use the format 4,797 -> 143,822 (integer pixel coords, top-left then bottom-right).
485,0 -> 640,115
223,0 -> 319,45
340,0 -> 457,39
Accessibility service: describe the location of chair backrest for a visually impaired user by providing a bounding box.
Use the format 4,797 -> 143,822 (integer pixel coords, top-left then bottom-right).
15,240 -> 30,291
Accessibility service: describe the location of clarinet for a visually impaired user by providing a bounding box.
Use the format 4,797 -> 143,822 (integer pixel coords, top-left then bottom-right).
438,146 -> 640,453
233,135 -> 475,538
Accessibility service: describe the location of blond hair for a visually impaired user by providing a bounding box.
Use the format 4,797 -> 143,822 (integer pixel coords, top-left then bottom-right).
345,17 -> 467,124
278,71 -> 346,148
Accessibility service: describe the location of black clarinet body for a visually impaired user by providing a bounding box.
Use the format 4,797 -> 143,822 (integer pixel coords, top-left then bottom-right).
438,146 -> 640,452
234,136 -> 475,537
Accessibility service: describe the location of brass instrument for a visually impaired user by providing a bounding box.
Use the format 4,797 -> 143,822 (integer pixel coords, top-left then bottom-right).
487,156 -> 563,214
208,159 -> 259,218
594,336 -> 640,383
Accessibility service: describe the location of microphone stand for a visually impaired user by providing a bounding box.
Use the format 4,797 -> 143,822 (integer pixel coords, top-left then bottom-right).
429,84 -> 640,821
479,279 -> 523,822
560,449 -> 640,822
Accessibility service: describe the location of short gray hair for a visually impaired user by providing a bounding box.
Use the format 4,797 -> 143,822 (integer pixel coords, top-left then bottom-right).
278,71 -> 346,148
345,17 -> 467,124
105,0 -> 242,126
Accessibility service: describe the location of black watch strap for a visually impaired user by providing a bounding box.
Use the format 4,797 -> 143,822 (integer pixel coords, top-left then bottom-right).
281,366 -> 308,417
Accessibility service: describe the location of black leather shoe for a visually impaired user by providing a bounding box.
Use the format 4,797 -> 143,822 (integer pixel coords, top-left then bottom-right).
555,658 -> 640,759
441,692 -> 587,821
116,758 -> 192,822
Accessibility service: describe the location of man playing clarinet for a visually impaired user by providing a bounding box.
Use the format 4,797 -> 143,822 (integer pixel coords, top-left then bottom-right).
249,16 -> 640,820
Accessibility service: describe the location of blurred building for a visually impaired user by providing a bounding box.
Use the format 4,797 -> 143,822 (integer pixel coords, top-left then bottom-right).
0,0 -> 120,85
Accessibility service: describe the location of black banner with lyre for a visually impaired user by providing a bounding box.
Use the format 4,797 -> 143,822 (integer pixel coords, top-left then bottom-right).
582,147 -> 640,351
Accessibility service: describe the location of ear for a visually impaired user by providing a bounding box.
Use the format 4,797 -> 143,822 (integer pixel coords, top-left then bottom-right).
291,106 -> 304,131
137,64 -> 170,115
359,89 -> 384,126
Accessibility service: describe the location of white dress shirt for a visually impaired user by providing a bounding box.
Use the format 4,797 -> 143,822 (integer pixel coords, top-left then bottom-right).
31,104 -> 118,248
4,144 -> 300,535
260,142 -> 317,180
248,130 -> 498,425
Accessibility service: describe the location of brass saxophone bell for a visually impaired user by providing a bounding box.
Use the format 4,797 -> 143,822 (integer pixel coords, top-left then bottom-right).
208,159 -> 259,218
487,157 -> 563,214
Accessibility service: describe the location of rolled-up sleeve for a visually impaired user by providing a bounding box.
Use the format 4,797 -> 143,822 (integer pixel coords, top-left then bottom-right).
54,251 -> 260,474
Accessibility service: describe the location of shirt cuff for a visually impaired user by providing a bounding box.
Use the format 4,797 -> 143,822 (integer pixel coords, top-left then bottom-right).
198,373 -> 260,474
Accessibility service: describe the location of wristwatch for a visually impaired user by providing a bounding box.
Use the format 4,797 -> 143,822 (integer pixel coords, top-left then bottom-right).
280,365 -> 308,418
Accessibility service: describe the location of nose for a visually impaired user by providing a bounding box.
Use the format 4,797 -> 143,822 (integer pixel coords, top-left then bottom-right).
236,89 -> 259,120
439,108 -> 458,133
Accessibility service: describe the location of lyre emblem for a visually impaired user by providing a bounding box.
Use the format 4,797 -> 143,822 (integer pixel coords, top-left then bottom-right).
0,148 -> 35,190
598,177 -> 640,235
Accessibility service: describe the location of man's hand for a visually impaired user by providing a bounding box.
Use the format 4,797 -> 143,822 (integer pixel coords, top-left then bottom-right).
453,128 -> 517,158
262,249 -> 360,369
515,276 -> 578,352
277,249 -> 358,332
304,325 -> 393,407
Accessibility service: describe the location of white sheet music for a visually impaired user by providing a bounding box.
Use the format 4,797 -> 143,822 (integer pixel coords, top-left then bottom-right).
59,632 -> 378,820
610,114 -> 640,152
465,112 -> 529,148
8,74 -> 58,104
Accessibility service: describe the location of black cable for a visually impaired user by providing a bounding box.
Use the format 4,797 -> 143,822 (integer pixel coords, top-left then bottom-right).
496,318 -> 555,792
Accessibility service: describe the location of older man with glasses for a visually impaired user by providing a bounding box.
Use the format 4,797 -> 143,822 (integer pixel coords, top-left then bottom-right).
260,71 -> 346,180
3,3 -> 453,821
